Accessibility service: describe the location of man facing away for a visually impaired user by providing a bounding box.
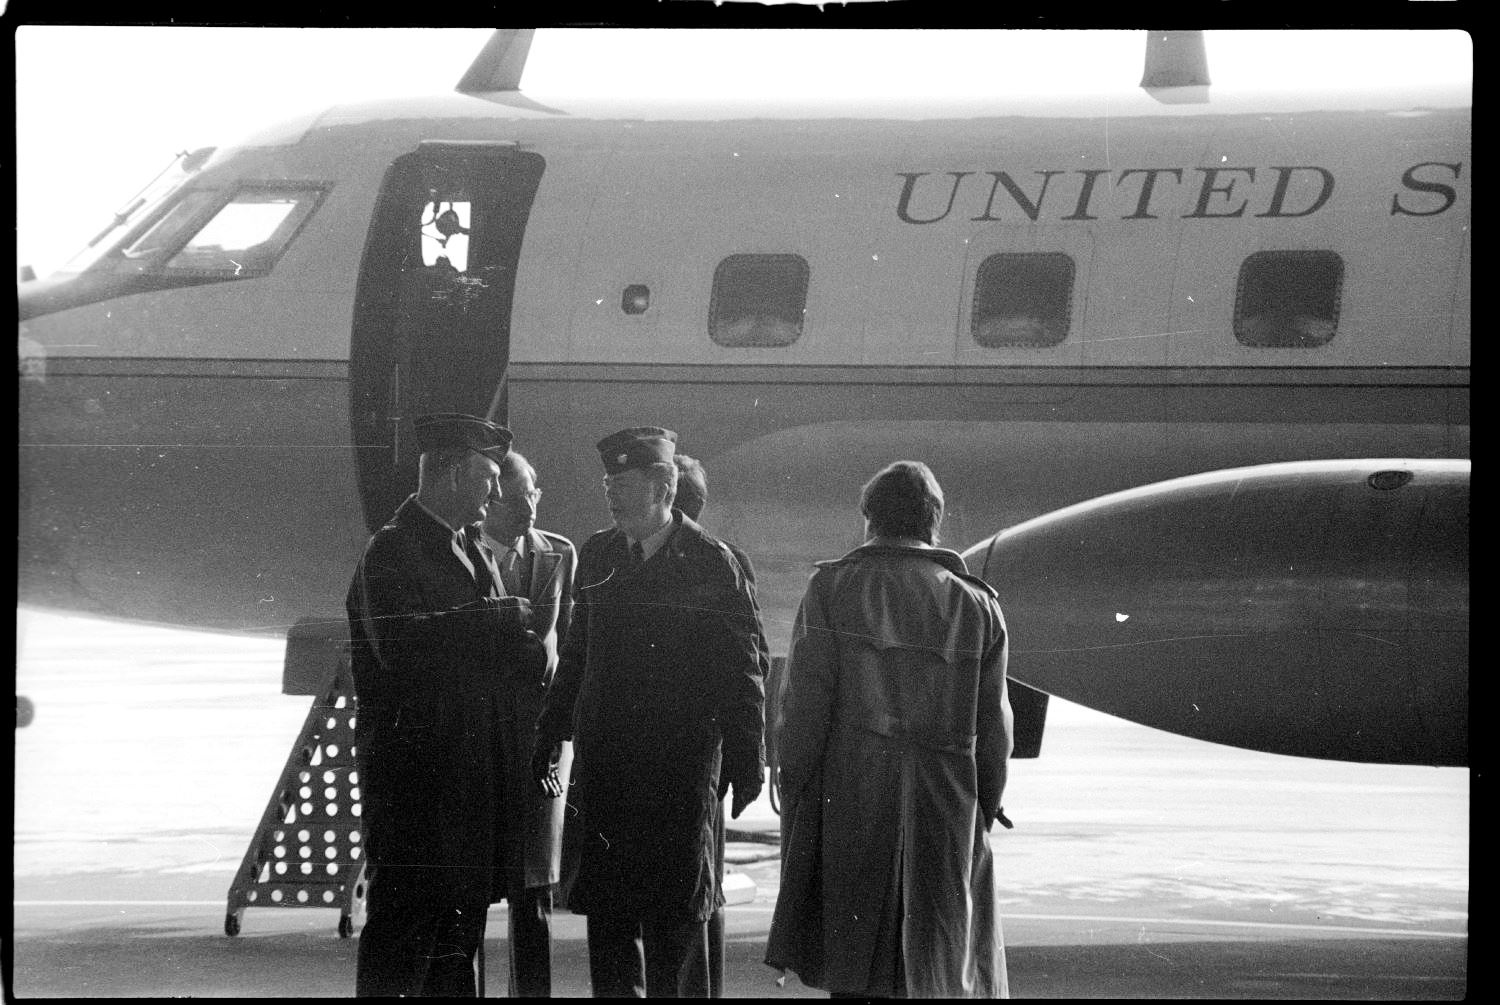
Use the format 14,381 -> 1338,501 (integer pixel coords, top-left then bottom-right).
478,450 -> 578,997
532,426 -> 766,997
345,413 -> 538,997
766,460 -> 1013,998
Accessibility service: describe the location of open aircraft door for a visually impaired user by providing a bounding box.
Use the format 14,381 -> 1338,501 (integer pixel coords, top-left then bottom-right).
350,141 -> 545,531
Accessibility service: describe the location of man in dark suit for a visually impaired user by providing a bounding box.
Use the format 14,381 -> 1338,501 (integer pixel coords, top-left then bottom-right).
346,413 -> 539,997
479,450 -> 578,997
672,453 -> 772,998
532,426 -> 766,997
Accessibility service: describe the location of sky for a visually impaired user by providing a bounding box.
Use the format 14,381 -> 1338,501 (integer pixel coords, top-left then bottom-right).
14,27 -> 1472,278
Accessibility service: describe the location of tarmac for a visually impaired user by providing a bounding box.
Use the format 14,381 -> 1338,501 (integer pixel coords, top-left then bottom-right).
12,612 -> 1470,998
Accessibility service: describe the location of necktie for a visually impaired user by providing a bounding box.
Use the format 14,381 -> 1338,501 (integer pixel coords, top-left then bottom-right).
450,531 -> 477,579
629,540 -> 646,569
462,528 -> 503,598
500,546 -> 522,596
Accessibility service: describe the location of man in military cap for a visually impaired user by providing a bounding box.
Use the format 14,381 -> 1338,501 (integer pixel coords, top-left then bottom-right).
346,412 -> 539,997
533,427 -> 766,997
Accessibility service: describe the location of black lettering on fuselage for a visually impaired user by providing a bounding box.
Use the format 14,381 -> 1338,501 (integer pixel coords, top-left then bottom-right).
971,171 -> 1063,222
1255,166 -> 1335,218
1115,168 -> 1184,220
1185,167 -> 1256,218
895,171 -> 973,224
1391,162 -> 1461,217
1061,169 -> 1110,221
891,162 -> 1460,224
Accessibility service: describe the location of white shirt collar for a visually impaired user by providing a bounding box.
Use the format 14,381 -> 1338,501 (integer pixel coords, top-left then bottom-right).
483,529 -> 527,558
631,515 -> 677,562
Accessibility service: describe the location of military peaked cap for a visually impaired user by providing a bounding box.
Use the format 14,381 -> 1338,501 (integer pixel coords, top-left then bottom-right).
412,412 -> 513,459
597,426 -> 678,474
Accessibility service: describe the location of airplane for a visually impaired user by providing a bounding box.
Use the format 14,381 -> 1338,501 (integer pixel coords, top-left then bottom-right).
17,30 -> 1469,768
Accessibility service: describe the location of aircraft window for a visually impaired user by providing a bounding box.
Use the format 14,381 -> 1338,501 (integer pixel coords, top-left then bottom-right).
420,200 -> 470,273
971,252 -> 1074,348
1234,250 -> 1343,348
162,187 -> 325,278
709,254 -> 808,348
120,191 -> 218,260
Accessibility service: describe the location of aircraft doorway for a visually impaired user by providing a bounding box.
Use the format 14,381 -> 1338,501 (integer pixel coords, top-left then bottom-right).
349,142 -> 545,531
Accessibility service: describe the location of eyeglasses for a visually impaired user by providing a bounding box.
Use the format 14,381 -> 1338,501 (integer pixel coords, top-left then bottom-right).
505,488 -> 542,504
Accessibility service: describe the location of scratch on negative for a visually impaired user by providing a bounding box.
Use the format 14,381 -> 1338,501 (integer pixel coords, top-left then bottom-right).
1014,633 -> 1254,656
1349,632 -> 1401,648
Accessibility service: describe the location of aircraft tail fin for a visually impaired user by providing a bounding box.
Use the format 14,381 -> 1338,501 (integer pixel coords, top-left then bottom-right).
1140,29 -> 1211,89
456,28 -> 535,93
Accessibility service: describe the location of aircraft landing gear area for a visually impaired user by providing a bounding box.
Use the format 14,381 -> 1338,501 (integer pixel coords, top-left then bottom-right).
224,660 -> 367,938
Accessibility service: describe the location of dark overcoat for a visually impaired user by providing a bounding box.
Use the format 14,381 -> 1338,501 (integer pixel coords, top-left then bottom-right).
346,496 -> 541,905
537,511 -> 765,923
765,544 -> 1013,998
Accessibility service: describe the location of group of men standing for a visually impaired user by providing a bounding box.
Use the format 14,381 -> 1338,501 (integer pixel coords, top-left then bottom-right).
346,412 -> 1014,999
345,415 -> 766,998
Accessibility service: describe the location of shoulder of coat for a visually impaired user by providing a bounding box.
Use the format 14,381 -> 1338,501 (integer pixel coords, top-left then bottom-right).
665,524 -> 746,591
955,571 -> 1001,602
696,531 -> 745,579
364,518 -> 420,557
535,528 -> 576,554
580,526 -> 620,552
725,541 -> 756,579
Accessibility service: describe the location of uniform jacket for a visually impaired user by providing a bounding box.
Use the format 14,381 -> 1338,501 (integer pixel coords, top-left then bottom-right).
484,526 -> 578,891
345,496 -> 541,904
537,510 -> 766,923
765,544 -> 1013,998
726,541 -> 773,681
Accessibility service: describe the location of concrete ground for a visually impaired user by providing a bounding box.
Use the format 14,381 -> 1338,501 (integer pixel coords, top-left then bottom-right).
13,613 -> 1469,998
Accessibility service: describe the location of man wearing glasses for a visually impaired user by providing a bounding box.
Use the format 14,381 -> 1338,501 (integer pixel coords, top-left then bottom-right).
479,450 -> 578,997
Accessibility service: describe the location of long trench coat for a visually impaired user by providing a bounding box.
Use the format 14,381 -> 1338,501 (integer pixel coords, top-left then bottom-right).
536,511 -> 766,923
345,496 -> 542,905
765,544 -> 1013,998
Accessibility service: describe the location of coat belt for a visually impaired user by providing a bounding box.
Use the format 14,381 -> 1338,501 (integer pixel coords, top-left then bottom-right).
835,712 -> 976,755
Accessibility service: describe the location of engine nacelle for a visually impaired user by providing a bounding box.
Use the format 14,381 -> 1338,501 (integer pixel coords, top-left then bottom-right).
963,459 -> 1468,767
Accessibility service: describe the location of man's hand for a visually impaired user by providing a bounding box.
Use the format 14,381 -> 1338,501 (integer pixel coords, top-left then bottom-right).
492,595 -> 533,628
729,773 -> 763,819
531,740 -> 564,799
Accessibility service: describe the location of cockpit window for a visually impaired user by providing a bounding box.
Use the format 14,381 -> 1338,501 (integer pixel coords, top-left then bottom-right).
161,186 -> 325,278
121,191 -> 219,260
18,179 -> 330,321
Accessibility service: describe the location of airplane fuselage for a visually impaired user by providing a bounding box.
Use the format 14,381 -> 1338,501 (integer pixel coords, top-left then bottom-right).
18,85 -> 1469,762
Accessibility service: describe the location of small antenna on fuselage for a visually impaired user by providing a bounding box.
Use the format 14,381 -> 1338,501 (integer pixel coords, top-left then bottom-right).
456,28 -> 536,93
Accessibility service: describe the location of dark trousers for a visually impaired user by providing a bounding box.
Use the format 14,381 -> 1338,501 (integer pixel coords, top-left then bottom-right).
686,795 -> 727,996
506,883 -> 554,997
707,907 -> 724,997
585,910 -> 710,997
710,793 -> 726,996
355,865 -> 488,997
